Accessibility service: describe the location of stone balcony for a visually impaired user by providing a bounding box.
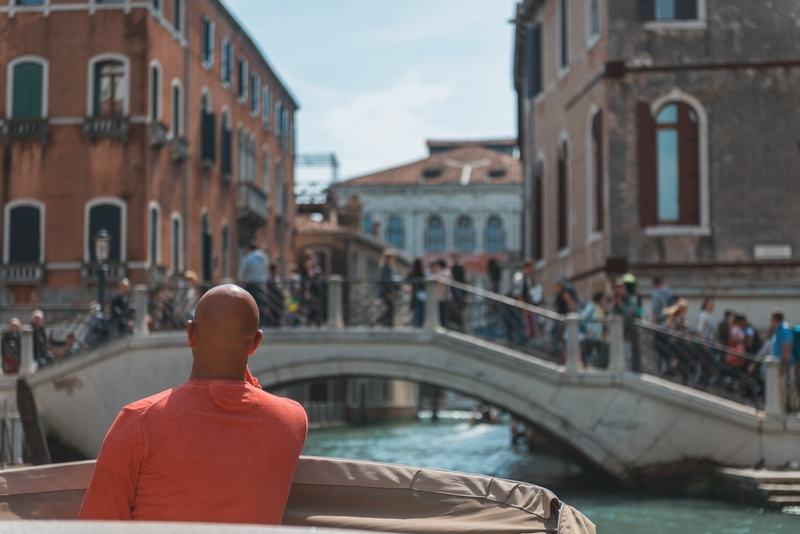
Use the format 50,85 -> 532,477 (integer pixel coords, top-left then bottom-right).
149,121 -> 170,148
236,182 -> 269,225
0,264 -> 43,285
82,263 -> 127,283
2,118 -> 48,145
171,137 -> 189,162
83,116 -> 129,143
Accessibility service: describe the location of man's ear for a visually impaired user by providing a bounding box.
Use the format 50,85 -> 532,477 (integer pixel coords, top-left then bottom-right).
187,320 -> 196,348
248,330 -> 263,356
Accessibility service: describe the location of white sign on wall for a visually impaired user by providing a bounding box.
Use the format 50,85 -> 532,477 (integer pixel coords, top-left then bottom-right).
754,244 -> 793,261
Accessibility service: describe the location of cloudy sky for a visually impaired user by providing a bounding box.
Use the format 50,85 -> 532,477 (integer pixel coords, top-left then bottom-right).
223,0 -> 520,185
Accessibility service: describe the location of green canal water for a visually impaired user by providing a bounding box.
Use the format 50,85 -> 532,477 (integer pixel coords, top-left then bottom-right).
302,416 -> 800,534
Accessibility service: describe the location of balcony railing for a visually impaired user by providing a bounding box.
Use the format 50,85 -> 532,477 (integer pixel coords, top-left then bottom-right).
82,263 -> 127,283
171,137 -> 189,162
1,264 -> 43,284
2,118 -> 48,145
149,121 -> 170,148
149,265 -> 169,288
83,116 -> 130,143
236,182 -> 269,224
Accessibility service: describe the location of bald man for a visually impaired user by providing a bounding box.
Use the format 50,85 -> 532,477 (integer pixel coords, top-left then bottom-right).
79,285 -> 307,524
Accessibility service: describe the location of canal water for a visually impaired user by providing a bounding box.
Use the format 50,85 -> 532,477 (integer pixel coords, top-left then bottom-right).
302,415 -> 800,534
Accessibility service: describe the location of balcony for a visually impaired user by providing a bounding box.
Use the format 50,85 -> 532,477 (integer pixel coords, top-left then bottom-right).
83,116 -> 130,143
82,263 -> 127,283
1,264 -> 43,285
236,182 -> 269,225
149,121 -> 170,148
2,118 -> 48,145
149,265 -> 169,288
171,137 -> 189,162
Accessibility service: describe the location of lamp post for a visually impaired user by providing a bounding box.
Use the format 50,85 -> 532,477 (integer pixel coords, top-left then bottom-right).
94,228 -> 111,310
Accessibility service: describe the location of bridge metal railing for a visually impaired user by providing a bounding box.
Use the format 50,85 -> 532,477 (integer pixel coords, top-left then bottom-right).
631,321 -> 765,409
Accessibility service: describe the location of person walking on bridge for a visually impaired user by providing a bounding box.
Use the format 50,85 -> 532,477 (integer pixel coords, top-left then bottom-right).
239,241 -> 268,326
80,284 -> 308,524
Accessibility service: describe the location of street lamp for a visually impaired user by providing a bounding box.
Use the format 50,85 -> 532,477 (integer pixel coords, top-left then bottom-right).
94,227 -> 111,310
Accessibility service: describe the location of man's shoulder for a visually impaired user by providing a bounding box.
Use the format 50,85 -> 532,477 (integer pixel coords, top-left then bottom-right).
250,387 -> 306,415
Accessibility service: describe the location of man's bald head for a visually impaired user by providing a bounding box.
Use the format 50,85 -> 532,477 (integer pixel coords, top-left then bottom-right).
187,284 -> 263,381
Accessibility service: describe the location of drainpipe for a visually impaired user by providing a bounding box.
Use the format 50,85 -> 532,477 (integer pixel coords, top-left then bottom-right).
182,0 -> 191,279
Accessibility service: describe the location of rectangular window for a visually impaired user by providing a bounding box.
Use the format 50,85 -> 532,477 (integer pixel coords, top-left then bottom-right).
262,146 -> 271,191
639,0 -> 698,21
656,129 -> 679,221
237,57 -> 248,102
275,100 -> 283,140
172,0 -> 182,33
559,0 -> 569,70
150,66 -> 159,121
525,24 -> 542,98
588,0 -> 601,40
262,86 -> 271,129
16,0 -> 45,4
12,63 -> 44,119
201,16 -> 215,68
221,119 -> 232,177
201,110 -> 216,164
94,61 -> 126,117
250,73 -> 260,116
221,38 -> 232,86
171,84 -> 181,136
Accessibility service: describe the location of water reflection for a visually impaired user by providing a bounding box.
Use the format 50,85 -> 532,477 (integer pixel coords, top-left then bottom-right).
302,417 -> 800,534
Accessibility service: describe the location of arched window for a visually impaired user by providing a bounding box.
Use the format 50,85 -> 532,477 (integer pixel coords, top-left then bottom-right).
8,57 -> 48,119
386,216 -> 404,249
590,109 -> 604,233
201,212 -> 212,283
221,222 -> 230,279
201,88 -> 215,164
487,217 -> 504,253
171,212 -> 182,274
171,79 -> 182,136
148,202 -> 160,267
93,60 -> 126,117
221,108 -> 232,177
456,216 -> 474,253
533,157 -> 545,260
426,217 -> 444,253
149,60 -> 161,122
4,200 -> 44,265
86,198 -> 126,263
638,96 -> 703,229
557,139 -> 570,251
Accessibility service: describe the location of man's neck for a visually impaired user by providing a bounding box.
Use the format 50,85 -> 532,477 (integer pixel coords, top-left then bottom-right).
190,367 -> 246,382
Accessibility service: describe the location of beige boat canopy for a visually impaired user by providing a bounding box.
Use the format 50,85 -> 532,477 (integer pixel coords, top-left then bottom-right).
0,456 -> 596,534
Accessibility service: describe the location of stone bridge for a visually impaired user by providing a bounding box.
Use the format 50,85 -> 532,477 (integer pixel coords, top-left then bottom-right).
5,320 -> 799,485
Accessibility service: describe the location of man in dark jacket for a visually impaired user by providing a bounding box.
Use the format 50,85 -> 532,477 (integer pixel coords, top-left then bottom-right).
31,310 -> 53,368
110,279 -> 132,339
379,250 -> 400,327
449,250 -> 467,332
1,319 -> 21,375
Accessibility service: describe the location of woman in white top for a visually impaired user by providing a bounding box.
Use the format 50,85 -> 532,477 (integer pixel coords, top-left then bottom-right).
697,297 -> 716,342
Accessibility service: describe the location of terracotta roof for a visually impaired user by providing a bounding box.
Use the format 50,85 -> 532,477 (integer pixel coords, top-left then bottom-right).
338,146 -> 522,187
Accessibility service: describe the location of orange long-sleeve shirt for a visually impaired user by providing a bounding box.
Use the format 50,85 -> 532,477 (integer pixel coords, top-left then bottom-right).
79,374 -> 307,524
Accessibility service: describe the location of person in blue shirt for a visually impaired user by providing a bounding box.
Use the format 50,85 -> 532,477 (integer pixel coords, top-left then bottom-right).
769,308 -> 794,409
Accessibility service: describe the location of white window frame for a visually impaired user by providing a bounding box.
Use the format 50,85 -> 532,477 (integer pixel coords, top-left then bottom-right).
3,199 -> 45,265
585,105 -> 605,244
557,132 -> 572,258
152,0 -> 161,14
149,59 -> 162,122
84,196 -> 128,264
170,78 -> 183,137
250,72 -> 261,117
147,200 -> 161,267
201,14 -> 215,70
86,53 -> 130,117
485,215 -> 505,254
170,211 -> 182,274
200,86 -> 212,113
586,0 -> 601,50
221,37 -> 232,88
644,88 -> 711,237
557,0 -> 570,79
262,85 -> 271,130
645,0 -> 707,30
6,55 -> 49,119
172,0 -> 183,36
237,56 -> 248,104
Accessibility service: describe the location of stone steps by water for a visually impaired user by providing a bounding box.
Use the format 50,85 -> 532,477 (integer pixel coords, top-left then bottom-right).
716,467 -> 800,510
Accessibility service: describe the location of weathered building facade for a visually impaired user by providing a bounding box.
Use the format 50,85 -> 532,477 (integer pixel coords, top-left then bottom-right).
0,0 -> 296,304
334,140 -> 523,282
514,0 -> 800,322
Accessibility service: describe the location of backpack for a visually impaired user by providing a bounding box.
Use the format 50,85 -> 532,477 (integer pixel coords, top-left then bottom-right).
792,326 -> 800,362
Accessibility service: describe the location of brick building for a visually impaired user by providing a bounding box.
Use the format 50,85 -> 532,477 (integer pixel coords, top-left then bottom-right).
514,0 -> 800,324
0,0 -> 296,304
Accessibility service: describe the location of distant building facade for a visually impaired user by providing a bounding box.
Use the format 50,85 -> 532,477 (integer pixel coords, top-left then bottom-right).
514,0 -> 800,322
334,140 -> 523,281
0,0 -> 296,304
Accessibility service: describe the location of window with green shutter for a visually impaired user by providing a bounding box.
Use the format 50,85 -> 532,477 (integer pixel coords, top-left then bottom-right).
12,62 -> 43,119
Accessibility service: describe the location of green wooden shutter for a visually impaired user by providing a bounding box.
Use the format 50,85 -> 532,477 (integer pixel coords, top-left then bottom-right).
13,63 -> 43,119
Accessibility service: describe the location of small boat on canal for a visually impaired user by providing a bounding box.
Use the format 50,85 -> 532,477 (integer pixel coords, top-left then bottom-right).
0,456 -> 595,533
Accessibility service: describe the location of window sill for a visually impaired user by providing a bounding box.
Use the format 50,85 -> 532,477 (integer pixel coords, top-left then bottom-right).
558,66 -> 570,81
202,61 -> 213,71
533,91 -> 546,106
586,34 -> 601,51
644,225 -> 711,237
558,247 -> 571,260
644,20 -> 707,31
222,81 -> 231,90
587,232 -> 603,245
535,258 -> 547,271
